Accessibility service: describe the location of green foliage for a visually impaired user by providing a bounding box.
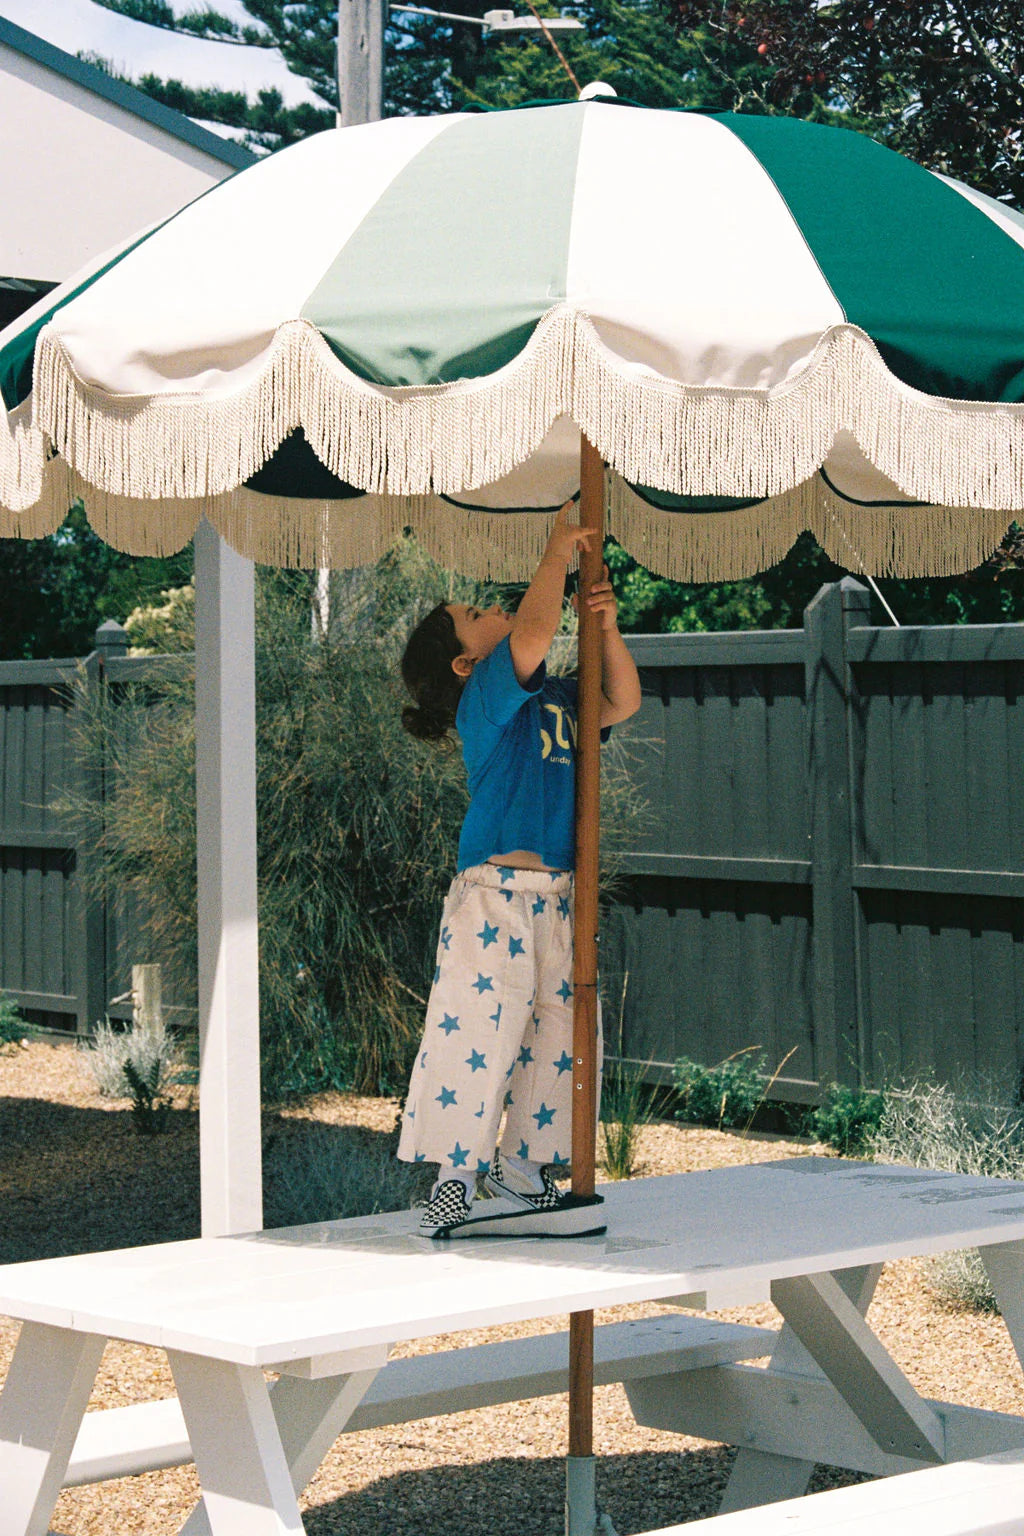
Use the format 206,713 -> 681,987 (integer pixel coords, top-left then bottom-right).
121,1056 -> 173,1136
0,994 -> 31,1049
672,1049 -> 768,1131
607,531 -> 1024,636
670,2 -> 1024,208
0,504 -> 193,661
804,1083 -> 886,1156
124,584 -> 196,654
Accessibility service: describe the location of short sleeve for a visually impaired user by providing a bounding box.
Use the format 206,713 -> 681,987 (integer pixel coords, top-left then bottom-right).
457,636 -> 543,748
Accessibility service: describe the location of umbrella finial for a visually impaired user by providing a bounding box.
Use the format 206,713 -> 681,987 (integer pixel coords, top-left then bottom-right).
578,81 -> 617,100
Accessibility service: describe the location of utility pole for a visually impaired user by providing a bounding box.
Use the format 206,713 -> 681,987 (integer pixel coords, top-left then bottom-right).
337,0 -> 386,129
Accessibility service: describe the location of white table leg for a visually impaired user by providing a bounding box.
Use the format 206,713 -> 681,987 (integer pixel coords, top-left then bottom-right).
719,1263 -> 883,1513
980,1240 -> 1024,1371
0,1321 -> 105,1536
172,1359 -> 383,1536
168,1353 -> 304,1536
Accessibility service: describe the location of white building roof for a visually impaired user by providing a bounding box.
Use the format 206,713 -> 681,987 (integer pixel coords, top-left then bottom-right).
0,0 -> 322,110
0,15 -> 256,284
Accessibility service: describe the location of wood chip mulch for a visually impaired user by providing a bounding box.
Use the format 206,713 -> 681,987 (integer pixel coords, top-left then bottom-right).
1,1039 -> 1018,1535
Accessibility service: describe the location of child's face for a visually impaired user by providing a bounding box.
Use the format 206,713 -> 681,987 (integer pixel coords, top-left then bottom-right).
447,603 -> 513,672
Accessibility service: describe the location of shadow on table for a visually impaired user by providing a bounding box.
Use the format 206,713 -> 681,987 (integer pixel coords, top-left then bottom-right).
303,1447 -> 869,1536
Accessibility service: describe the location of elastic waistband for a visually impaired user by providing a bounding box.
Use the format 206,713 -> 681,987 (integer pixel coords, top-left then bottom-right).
455,863 -> 573,897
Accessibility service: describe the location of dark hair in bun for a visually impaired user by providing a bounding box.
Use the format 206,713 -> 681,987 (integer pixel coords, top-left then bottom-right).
401,603 -> 465,743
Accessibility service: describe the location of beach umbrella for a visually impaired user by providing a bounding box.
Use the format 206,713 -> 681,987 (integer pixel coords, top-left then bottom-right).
4,97 -> 1024,1535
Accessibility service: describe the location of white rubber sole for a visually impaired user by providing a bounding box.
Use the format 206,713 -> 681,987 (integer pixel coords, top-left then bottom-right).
432,1193 -> 606,1240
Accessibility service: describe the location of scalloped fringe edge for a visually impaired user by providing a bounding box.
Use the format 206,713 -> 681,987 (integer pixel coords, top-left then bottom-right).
7,312 -> 1024,511
3,459 -> 1014,582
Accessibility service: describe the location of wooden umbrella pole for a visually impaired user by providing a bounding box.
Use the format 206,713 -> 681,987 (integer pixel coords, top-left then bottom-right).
567,434 -> 605,1521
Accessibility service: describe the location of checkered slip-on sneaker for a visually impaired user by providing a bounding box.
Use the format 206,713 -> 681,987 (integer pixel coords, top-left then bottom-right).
484,1152 -> 570,1212
418,1179 -> 474,1237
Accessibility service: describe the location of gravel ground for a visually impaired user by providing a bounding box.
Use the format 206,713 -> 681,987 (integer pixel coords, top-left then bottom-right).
1,1038 -> 1017,1535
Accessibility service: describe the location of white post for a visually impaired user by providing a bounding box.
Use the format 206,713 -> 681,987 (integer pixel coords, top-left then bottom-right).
194,520 -> 263,1237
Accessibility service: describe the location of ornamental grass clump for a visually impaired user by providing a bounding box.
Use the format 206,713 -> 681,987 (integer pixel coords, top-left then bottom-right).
869,1075 -> 1024,1311
263,1121 -> 432,1227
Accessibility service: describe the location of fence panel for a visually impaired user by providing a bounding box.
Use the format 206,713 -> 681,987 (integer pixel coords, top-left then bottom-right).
603,584 -> 1024,1101
0,661 -> 83,1030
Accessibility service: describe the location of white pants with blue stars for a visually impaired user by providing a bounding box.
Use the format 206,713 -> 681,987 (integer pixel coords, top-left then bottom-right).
397,863 -> 600,1179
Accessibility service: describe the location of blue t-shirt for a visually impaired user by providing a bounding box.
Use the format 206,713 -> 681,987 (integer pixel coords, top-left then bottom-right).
456,637 -> 583,872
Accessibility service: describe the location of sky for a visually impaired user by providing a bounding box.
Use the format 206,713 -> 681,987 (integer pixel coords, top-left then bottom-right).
0,0 -> 324,119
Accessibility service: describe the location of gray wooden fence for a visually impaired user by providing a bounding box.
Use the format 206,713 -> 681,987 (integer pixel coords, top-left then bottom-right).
3,579 -> 1023,1102
0,621 -> 183,1035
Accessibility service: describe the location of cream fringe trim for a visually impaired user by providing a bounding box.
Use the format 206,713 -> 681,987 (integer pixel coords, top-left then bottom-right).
6,312 -> 1024,510
5,458 -> 1015,581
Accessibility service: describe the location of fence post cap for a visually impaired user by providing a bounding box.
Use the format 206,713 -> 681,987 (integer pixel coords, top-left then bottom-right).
837,575 -> 871,605
93,619 -> 129,654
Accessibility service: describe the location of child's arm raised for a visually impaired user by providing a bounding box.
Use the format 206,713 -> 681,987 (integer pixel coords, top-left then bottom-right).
509,502 -> 593,686
579,566 -> 643,728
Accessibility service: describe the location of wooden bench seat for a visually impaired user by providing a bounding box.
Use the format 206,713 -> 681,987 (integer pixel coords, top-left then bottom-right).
633,1448 -> 1024,1536
65,1312 -> 773,1486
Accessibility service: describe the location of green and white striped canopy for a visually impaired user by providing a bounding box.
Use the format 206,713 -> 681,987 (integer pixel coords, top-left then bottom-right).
4,99 -> 1024,578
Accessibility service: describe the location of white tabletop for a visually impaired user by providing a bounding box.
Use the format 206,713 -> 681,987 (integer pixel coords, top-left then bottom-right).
3,1159 -> 1024,1367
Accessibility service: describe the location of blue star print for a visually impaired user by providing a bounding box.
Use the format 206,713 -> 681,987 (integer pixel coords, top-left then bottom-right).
474,1100 -> 485,1118
433,965 -> 441,982
558,896 -> 571,919
551,1151 -> 569,1166
553,1050 -> 573,1075
518,1140 -> 530,1160
440,926 -> 452,950
557,978 -> 573,1003
490,1003 -> 503,1028
466,1049 -> 487,1073
472,973 -> 494,994
477,921 -> 499,949
449,1142 -> 469,1167
517,1044 -> 534,1068
438,1014 -> 460,1036
477,1158 -> 491,1174
533,1103 -> 556,1129
436,1085 -> 457,1108
499,867 -> 516,883
508,935 -> 525,958
532,895 -> 545,915
414,1152 -> 426,1162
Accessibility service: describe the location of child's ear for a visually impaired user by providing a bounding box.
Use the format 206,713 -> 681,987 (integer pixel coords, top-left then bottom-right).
451,653 -> 474,679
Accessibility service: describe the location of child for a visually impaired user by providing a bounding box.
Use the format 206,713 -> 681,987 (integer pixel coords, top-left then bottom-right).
398,504 -> 642,1236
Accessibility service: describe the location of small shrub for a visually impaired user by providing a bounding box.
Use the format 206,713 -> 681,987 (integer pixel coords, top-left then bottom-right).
805,1084 -> 887,1156
870,1075 -> 1024,1312
263,1122 -> 432,1228
86,1014 -> 179,1134
0,994 -> 31,1049
672,1050 -> 767,1132
600,1060 -> 654,1180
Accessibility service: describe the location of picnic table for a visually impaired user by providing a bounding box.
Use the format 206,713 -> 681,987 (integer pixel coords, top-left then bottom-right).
4,1157 -> 1024,1536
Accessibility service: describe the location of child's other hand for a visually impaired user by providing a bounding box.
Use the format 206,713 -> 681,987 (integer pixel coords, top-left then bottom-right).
572,564 -> 619,632
544,500 -> 594,568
